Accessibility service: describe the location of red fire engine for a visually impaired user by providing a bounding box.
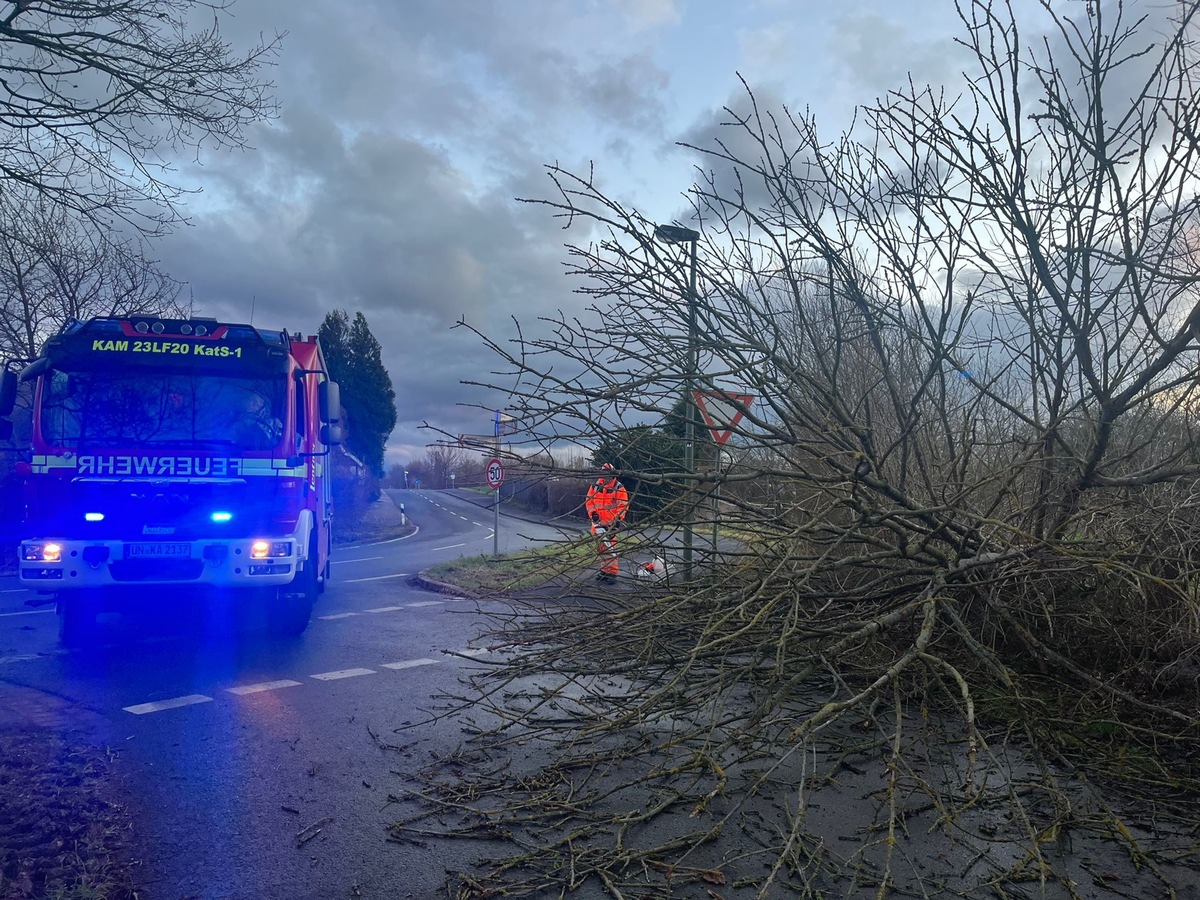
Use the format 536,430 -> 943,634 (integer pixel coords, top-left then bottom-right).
0,316 -> 342,643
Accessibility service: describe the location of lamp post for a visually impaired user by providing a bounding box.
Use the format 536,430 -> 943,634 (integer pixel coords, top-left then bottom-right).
654,223 -> 700,581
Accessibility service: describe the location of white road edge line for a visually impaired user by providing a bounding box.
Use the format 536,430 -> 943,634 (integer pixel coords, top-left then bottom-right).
343,573 -> 411,583
124,695 -> 213,715
318,612 -> 360,620
333,556 -> 383,563
364,606 -> 405,613
227,680 -> 303,695
344,525 -> 420,549
310,667 -> 375,681
0,609 -> 53,618
381,658 -> 441,670
406,601 -> 444,608
431,543 -> 465,551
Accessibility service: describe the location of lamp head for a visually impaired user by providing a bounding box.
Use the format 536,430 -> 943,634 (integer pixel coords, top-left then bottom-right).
654,224 -> 699,244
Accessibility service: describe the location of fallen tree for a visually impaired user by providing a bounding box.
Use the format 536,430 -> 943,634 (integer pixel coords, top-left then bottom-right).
393,2 -> 1200,895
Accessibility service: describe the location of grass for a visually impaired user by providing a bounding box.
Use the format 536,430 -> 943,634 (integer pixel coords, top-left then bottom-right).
0,728 -> 138,900
425,541 -> 595,595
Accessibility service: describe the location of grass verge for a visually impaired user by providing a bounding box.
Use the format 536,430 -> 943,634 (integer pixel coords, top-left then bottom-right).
0,728 -> 137,900
424,541 -> 596,595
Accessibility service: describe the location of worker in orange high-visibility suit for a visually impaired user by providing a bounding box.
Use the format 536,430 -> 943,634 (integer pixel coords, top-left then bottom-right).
585,463 -> 629,584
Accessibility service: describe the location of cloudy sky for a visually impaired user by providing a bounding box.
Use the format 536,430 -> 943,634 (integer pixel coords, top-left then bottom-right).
156,0 -> 975,467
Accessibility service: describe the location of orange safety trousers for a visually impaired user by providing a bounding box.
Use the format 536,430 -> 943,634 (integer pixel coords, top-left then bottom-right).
586,479 -> 628,576
591,521 -> 620,576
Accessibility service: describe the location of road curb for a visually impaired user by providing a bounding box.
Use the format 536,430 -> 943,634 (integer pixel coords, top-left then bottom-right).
412,570 -> 484,598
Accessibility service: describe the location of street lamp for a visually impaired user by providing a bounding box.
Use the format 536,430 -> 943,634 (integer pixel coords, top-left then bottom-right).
654,222 -> 700,581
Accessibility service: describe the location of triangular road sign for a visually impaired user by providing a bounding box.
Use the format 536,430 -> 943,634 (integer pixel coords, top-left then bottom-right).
692,390 -> 753,446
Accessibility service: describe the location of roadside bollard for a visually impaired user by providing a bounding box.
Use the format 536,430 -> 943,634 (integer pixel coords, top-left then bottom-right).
400,503 -> 406,526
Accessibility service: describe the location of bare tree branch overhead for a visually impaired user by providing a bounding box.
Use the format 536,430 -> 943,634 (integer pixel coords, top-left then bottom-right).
0,186 -> 187,360
0,0 -> 280,236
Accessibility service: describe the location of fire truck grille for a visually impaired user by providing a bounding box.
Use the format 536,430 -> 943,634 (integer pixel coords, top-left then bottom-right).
108,559 -> 206,582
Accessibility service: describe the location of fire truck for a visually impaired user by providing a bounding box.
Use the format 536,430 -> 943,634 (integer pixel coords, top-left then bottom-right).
0,315 -> 342,644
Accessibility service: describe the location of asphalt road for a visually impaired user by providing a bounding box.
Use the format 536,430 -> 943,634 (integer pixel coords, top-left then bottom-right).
0,489 -> 570,900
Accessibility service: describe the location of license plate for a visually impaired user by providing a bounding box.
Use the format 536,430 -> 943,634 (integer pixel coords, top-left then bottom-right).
125,542 -> 191,559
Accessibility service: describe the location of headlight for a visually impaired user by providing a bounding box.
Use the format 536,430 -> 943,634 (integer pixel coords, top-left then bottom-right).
23,542 -> 62,562
250,540 -> 291,559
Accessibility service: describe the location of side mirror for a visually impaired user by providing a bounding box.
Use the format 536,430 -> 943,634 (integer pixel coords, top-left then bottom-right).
0,368 -> 16,417
319,381 -> 341,424
321,423 -> 344,446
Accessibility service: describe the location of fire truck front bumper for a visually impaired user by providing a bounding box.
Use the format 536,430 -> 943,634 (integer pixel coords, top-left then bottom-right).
19,532 -> 310,592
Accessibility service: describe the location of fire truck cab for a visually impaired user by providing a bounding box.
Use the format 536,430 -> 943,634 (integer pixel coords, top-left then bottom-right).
0,316 -> 342,643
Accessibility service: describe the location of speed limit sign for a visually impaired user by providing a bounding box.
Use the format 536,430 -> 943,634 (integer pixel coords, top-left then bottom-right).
485,458 -> 504,488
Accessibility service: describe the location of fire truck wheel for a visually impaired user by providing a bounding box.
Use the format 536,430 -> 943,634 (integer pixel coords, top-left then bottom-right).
58,595 -> 99,648
268,539 -> 319,636
268,583 -> 314,636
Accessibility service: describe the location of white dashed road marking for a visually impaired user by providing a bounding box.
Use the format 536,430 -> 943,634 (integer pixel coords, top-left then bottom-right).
120,652 -> 494,714
431,543 -> 466,551
0,609 -> 53,617
310,667 -> 375,681
381,658 -> 440,670
344,573 -> 411,583
317,612 -> 360,620
227,680 -> 303,695
124,695 -> 212,715
406,601 -> 444,608
364,606 -> 405,613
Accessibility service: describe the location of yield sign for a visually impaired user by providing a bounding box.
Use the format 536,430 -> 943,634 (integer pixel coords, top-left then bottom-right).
692,390 -> 754,446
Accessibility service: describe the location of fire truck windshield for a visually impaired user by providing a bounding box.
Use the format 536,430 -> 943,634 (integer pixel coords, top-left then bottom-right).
39,369 -> 287,452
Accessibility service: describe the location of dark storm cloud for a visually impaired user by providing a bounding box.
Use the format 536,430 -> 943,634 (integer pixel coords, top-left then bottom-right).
156,0 -> 674,462
159,118 -> 578,457
675,84 -> 822,221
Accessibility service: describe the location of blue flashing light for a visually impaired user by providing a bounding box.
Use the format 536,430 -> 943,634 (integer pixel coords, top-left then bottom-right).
211,511 -> 233,523
84,512 -> 105,522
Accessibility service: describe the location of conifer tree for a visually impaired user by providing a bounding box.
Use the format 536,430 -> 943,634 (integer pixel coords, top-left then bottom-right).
318,310 -> 396,476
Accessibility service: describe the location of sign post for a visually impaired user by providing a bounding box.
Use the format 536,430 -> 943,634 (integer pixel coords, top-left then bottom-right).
486,457 -> 504,556
691,390 -> 754,554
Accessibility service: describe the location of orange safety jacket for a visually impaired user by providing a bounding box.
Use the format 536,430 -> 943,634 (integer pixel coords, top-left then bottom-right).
586,478 -> 629,525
